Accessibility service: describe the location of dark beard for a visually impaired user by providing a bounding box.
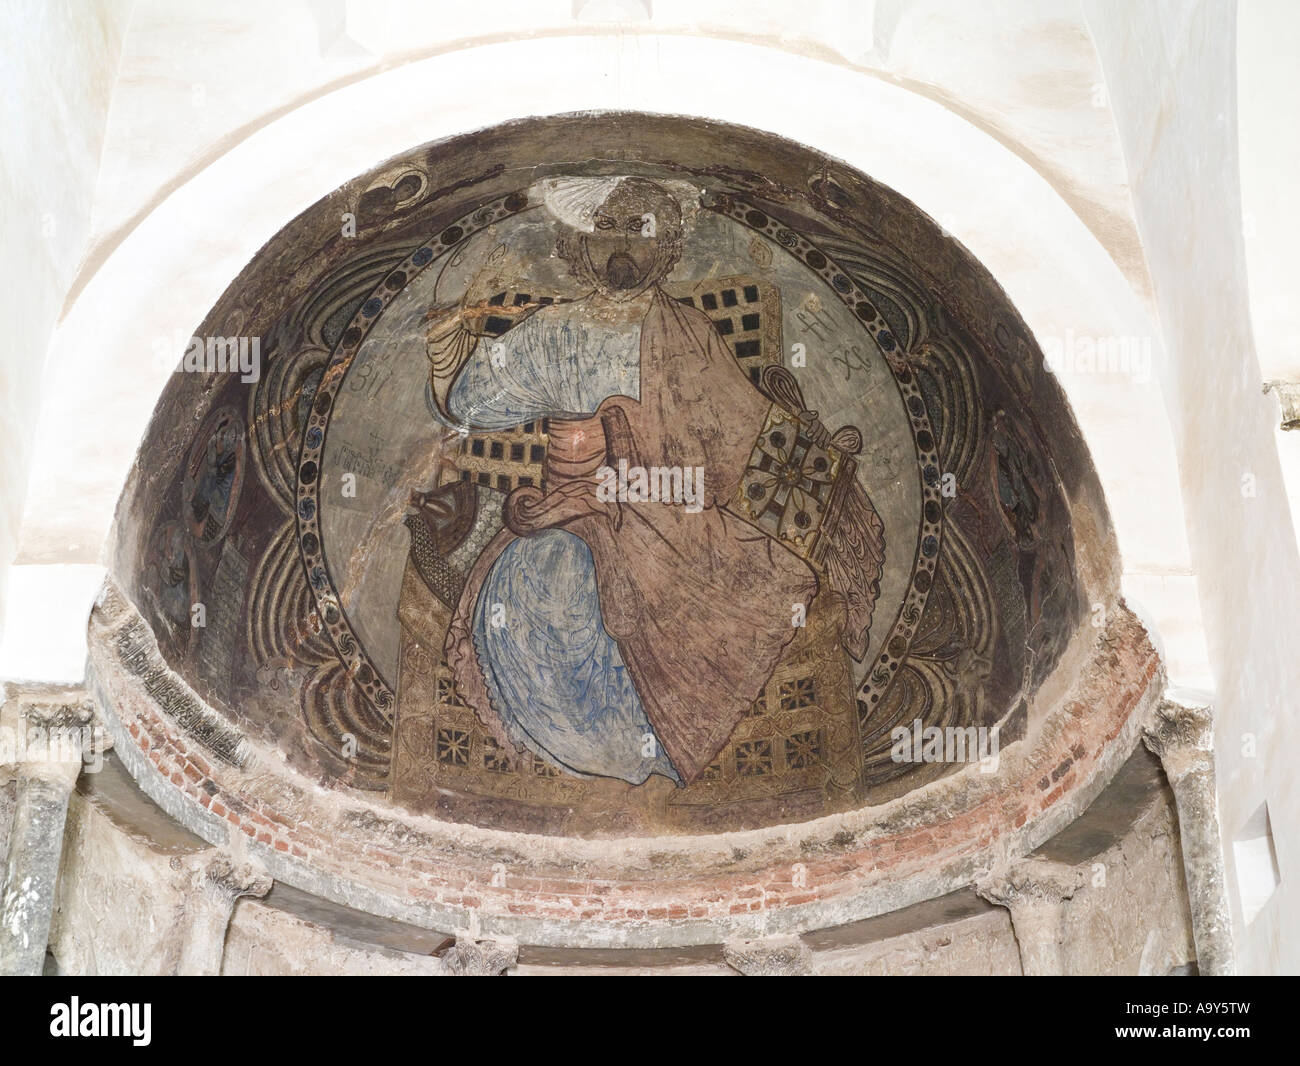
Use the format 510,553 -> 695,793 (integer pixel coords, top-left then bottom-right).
603,252 -> 642,290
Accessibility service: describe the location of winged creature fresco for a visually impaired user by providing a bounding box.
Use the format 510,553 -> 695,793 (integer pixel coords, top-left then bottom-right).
184,408 -> 244,543
405,176 -> 886,786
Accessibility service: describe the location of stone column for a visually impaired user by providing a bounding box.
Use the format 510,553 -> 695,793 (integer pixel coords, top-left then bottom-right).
977,858 -> 1084,976
1142,694 -> 1236,976
176,856 -> 272,976
0,699 -> 92,976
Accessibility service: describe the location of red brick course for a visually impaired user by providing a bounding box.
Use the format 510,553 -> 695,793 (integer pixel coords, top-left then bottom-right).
105,608 -> 1161,930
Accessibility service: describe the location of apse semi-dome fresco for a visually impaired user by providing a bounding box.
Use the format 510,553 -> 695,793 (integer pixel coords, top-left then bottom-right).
106,114 -> 1115,852
13,0 -> 1300,991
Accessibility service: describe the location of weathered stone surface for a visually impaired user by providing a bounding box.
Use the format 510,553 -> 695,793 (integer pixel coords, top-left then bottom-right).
1263,380 -> 1300,431
38,741 -> 1194,975
440,937 -> 517,976
85,576 -> 1165,949
0,780 -> 15,872
723,935 -> 813,976
976,858 -> 1084,976
0,688 -> 91,975
1143,695 -> 1215,784
223,899 -> 445,976
174,855 -> 272,976
1143,694 -> 1235,976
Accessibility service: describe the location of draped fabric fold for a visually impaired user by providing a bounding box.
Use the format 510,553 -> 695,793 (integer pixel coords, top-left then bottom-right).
446,289 -> 819,783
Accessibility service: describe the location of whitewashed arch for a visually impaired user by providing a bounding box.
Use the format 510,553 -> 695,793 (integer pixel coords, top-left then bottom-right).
10,31 -> 1206,701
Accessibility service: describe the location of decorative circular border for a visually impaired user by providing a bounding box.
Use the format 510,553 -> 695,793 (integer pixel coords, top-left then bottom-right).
295,185 -> 939,741
293,191 -> 529,716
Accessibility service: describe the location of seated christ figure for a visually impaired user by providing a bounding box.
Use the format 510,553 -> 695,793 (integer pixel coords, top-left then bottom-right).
425,176 -> 823,786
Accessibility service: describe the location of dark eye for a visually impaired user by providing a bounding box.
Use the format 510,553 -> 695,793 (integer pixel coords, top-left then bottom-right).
595,217 -> 615,230
627,218 -> 644,233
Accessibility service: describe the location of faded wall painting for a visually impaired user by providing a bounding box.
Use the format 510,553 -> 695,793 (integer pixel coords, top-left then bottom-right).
120,115 -> 1086,836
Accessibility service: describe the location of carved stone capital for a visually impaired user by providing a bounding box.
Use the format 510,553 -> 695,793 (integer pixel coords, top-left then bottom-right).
723,935 -> 813,976
1264,380 -> 1300,431
2,687 -> 100,788
976,856 -> 1084,910
976,857 -> 1083,976
1142,694 -> 1214,784
198,856 -> 273,909
170,855 -> 273,975
441,937 -> 518,976
19,700 -> 93,732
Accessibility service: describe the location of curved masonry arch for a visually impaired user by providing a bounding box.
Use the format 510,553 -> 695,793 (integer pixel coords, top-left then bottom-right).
23,34 -> 1201,692
88,578 -> 1163,948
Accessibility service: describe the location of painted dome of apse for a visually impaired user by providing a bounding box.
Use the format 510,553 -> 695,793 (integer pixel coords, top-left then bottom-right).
109,113 -> 1109,838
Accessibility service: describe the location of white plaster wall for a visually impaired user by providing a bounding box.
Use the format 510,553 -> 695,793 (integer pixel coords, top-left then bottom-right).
1238,0 -> 1300,559
75,0 -> 1144,295
1238,0 -> 1300,384
0,0 -> 130,651
1085,0 -> 1300,974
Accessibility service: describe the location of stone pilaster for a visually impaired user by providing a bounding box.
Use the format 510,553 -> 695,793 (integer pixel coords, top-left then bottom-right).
977,857 -> 1084,975
0,697 -> 93,976
1142,694 -> 1235,975
176,856 -> 273,975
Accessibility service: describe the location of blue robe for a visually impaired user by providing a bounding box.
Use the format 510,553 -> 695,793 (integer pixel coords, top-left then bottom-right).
444,308 -> 679,783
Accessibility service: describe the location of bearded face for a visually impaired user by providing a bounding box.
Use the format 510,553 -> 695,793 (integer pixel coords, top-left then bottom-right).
557,179 -> 683,299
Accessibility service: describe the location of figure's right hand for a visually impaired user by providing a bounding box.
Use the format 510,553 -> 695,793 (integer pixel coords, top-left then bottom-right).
502,479 -> 621,537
